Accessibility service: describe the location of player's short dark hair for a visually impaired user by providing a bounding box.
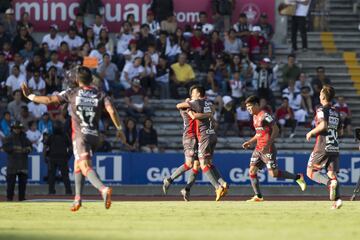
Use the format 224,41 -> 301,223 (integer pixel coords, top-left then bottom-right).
321,85 -> 335,102
77,66 -> 92,85
189,85 -> 205,97
245,95 -> 260,105
316,66 -> 325,72
288,53 -> 296,59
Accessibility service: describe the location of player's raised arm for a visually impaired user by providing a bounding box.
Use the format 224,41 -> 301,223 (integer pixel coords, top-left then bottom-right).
21,83 -> 60,105
306,119 -> 327,141
104,100 -> 127,144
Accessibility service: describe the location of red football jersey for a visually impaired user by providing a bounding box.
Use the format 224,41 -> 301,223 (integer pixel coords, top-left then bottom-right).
253,110 -> 275,151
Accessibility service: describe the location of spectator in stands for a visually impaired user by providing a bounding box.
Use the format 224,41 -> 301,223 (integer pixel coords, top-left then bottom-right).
79,0 -> 104,26
142,53 -> 157,97
3,8 -> 17,40
224,28 -> 243,56
145,10 -> 160,36
138,24 -> 156,53
26,54 -> 46,77
125,78 -> 153,119
6,65 -> 26,98
233,13 -> 251,41
248,26 -> 272,62
9,53 -> 26,75
123,39 -> 144,64
252,58 -> 275,108
123,118 -> 138,152
147,43 -> 159,65
260,97 -> 273,113
0,23 -> 11,52
300,86 -> 313,115
0,1 -> 12,22
291,0 -> 311,52
155,54 -> 170,99
236,99 -> 251,137
98,29 -> 114,55
139,118 -> 159,153
18,106 -> 35,131
229,70 -> 245,105
12,26 -> 36,52
220,96 -> 236,136
97,53 -> 120,95
161,14 -> 178,35
70,14 -> 87,38
3,121 -> 32,201
195,11 -> 214,36
2,41 -> 13,62
0,111 -> 11,136
120,57 -> 145,90
17,12 -> 33,35
156,31 -> 168,55
205,71 -> 223,113
45,66 -> 62,94
335,96 -> 352,136
63,27 -> 84,50
151,0 -> 174,23
170,53 -> 196,98
311,66 -> 331,107
281,54 -> 301,89
295,72 -> 313,95
209,30 -> 224,60
46,51 -> 64,76
19,40 -> 34,62
28,70 -> 46,96
89,43 -> 108,65
92,14 -> 107,42
257,13 -> 274,42
282,79 -> 307,124
44,121 -> 72,195
212,0 -> 234,32
116,26 -> 134,69
84,27 -> 95,49
0,52 -> 10,98
7,90 -> 25,121
190,25 -> 209,72
28,100 -> 48,120
126,14 -> 140,33
42,24 -> 62,52
276,97 -> 297,138
38,112 -> 53,135
57,41 -> 70,62
165,33 -> 181,64
210,54 -> 228,95
26,120 -> 43,152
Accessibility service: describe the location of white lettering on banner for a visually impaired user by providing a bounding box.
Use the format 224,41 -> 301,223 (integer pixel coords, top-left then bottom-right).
268,157 -> 294,183
351,158 -> 360,183
96,155 -> 122,181
29,155 -> 40,181
337,169 -> 349,183
147,168 -> 183,182
229,168 -> 266,183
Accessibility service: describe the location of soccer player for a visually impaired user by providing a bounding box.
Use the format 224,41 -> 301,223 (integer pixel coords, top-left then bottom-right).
306,85 -> 342,209
21,66 -> 127,211
176,85 -> 227,201
243,95 -> 306,202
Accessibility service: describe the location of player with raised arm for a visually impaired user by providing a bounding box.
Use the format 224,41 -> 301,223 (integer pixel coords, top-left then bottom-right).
21,66 -> 126,211
306,85 -> 343,209
176,85 -> 227,201
243,95 -> 306,202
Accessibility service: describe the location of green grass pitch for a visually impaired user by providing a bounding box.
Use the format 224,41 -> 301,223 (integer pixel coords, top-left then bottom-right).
0,201 -> 360,240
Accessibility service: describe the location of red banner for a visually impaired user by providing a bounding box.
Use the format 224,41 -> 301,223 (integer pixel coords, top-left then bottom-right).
13,0 -> 275,32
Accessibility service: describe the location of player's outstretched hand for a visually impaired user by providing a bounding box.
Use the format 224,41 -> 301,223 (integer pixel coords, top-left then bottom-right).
306,132 -> 312,141
242,141 -> 251,149
21,82 -> 31,98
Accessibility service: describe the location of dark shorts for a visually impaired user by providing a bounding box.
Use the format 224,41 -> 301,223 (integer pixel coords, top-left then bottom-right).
250,149 -> 278,170
72,135 -> 99,161
183,136 -> 198,161
198,134 -> 217,160
307,151 -> 339,172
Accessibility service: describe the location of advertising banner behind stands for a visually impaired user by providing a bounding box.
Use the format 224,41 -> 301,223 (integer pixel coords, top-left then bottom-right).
1,152 -> 360,186
13,0 -> 275,32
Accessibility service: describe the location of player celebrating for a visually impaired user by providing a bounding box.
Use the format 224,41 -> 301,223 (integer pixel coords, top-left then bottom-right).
243,95 -> 306,202
306,85 -> 342,209
176,85 -> 227,201
21,66 -> 126,211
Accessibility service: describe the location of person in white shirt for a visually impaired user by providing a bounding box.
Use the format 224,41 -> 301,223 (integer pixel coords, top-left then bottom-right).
282,79 -> 307,123
42,24 -> 63,51
165,34 -> 181,63
229,70 -> 245,105
28,71 -> 46,96
236,100 -> 251,137
147,43 -> 159,65
46,51 -> 64,76
5,65 -> 26,97
8,53 -> 26,75
194,11 -> 214,35
26,120 -> 43,152
120,57 -> 145,89
291,0 -> 311,52
92,14 -> 107,43
144,10 -> 160,35
123,39 -> 144,64
62,27 -> 84,50
27,101 -> 48,120
89,43 -> 109,65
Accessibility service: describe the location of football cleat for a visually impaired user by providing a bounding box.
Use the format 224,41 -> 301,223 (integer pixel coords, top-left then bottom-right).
180,189 -> 190,202
162,178 -> 171,195
246,195 -> 264,202
296,174 -> 307,191
331,199 -> 343,210
215,187 -> 225,201
101,187 -> 112,209
350,194 -> 356,201
329,179 -> 338,201
221,182 -> 229,197
70,199 -> 82,212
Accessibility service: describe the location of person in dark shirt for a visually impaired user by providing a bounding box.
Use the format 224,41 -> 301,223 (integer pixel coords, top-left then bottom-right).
151,0 -> 174,23
139,118 -> 158,153
220,96 -> 236,136
137,24 -> 156,52
125,78 -> 153,119
311,66 -> 331,107
123,118 -> 138,152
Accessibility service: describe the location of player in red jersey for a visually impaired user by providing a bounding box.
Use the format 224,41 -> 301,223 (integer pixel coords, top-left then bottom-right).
242,95 -> 306,202
21,66 -> 126,211
306,85 -> 342,209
